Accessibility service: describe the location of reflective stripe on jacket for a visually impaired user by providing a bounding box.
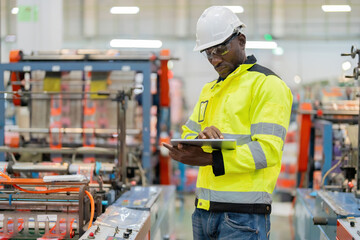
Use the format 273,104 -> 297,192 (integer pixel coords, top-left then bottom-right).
181,55 -> 293,213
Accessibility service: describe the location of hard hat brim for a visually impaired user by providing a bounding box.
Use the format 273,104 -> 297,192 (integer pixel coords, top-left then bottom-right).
193,35 -> 230,52
193,24 -> 246,52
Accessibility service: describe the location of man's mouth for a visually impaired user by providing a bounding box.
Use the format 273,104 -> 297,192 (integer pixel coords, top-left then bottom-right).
215,65 -> 226,72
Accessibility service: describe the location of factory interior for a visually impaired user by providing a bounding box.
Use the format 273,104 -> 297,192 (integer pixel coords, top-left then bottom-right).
0,0 -> 360,239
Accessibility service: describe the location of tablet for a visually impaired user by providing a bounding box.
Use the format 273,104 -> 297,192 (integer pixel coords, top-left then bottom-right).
170,139 -> 236,150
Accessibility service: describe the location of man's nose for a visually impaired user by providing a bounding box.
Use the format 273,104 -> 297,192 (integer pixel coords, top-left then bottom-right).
209,54 -> 222,66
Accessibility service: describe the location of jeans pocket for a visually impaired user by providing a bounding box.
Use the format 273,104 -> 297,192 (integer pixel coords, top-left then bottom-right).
224,212 -> 259,233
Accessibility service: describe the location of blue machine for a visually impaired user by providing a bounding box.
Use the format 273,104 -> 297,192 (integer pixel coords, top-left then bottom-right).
308,119 -> 333,188
295,46 -> 360,240
295,189 -> 360,239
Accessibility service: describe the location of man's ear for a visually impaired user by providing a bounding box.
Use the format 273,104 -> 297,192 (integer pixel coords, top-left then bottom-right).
238,34 -> 246,48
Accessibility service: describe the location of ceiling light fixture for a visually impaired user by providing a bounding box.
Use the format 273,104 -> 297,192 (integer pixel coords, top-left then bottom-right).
5,35 -> 16,42
110,7 -> 140,14
223,6 -> 244,13
342,61 -> 352,71
11,7 -> 19,14
294,75 -> 302,84
321,5 -> 351,12
246,41 -> 278,49
272,47 -> 284,56
110,39 -> 163,48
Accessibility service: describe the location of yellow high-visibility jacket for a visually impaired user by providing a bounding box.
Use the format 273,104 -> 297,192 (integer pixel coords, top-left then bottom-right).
182,55 -> 293,214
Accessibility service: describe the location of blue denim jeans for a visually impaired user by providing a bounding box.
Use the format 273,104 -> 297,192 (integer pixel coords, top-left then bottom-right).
192,208 -> 270,240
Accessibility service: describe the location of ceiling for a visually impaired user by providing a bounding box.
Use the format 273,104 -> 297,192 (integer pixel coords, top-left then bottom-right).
2,0 -> 359,42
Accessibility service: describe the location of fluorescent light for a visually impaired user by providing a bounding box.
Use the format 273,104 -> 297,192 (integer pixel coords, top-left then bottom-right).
110,7 -> 139,14
246,41 -> 278,49
294,75 -> 302,84
272,47 -> 284,56
224,6 -> 244,13
342,61 -> 352,71
321,5 -> 351,12
11,7 -> 19,14
5,35 -> 16,42
167,61 -> 174,69
110,39 -> 163,48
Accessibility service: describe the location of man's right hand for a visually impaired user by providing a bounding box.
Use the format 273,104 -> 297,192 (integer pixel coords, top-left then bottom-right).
198,126 -> 224,139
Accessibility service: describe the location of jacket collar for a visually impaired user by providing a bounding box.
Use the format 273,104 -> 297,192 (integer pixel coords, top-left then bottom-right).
216,55 -> 257,83
243,55 -> 257,65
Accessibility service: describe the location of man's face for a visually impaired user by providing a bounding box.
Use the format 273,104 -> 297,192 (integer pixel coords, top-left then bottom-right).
204,34 -> 247,79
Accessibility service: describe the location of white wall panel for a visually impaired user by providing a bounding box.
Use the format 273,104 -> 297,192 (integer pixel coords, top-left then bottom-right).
63,0 -> 82,39
17,0 -> 63,53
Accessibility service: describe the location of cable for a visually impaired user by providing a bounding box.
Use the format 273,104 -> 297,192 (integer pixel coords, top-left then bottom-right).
50,219 -> 61,234
70,218 -> 75,237
0,219 -> 24,233
14,185 -> 79,194
85,190 -> 94,228
49,218 -> 76,236
10,153 -> 17,163
320,158 -> 343,188
0,171 -> 10,180
129,152 -> 147,186
0,172 -> 78,193
0,172 -> 94,230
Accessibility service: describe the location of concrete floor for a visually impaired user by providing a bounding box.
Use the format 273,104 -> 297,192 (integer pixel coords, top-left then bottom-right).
174,193 -> 294,240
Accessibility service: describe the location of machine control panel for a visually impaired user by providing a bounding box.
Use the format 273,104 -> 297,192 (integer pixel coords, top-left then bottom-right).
337,217 -> 360,240
79,206 -> 151,240
80,225 -> 143,240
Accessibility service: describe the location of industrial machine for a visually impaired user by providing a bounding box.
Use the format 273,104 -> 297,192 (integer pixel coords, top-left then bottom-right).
0,176 -> 94,239
0,49 -> 176,239
294,45 -> 360,239
80,186 -> 175,240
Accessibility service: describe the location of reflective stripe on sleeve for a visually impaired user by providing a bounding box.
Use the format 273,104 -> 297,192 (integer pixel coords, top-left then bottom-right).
251,122 -> 286,141
196,187 -> 272,204
185,119 -> 201,133
247,141 -> 267,169
222,133 -> 252,145
184,133 -> 198,139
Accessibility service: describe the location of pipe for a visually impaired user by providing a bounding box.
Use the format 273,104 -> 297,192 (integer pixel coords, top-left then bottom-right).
11,163 -> 69,173
0,200 -> 79,206
0,146 -> 116,155
6,127 -> 140,135
8,162 -> 115,174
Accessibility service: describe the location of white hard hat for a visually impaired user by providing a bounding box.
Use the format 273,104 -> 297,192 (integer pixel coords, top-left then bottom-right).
194,6 -> 246,52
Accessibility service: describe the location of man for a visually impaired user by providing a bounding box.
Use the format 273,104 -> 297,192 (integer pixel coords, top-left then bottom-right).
163,6 -> 292,240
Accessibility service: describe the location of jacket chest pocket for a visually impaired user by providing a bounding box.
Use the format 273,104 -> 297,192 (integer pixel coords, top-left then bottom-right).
198,100 -> 209,123
198,96 -> 220,126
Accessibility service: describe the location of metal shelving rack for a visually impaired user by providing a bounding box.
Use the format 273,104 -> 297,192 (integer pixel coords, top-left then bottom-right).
0,60 -> 153,179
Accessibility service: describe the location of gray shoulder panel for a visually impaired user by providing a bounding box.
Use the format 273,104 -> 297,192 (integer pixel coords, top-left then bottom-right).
247,64 -> 281,79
